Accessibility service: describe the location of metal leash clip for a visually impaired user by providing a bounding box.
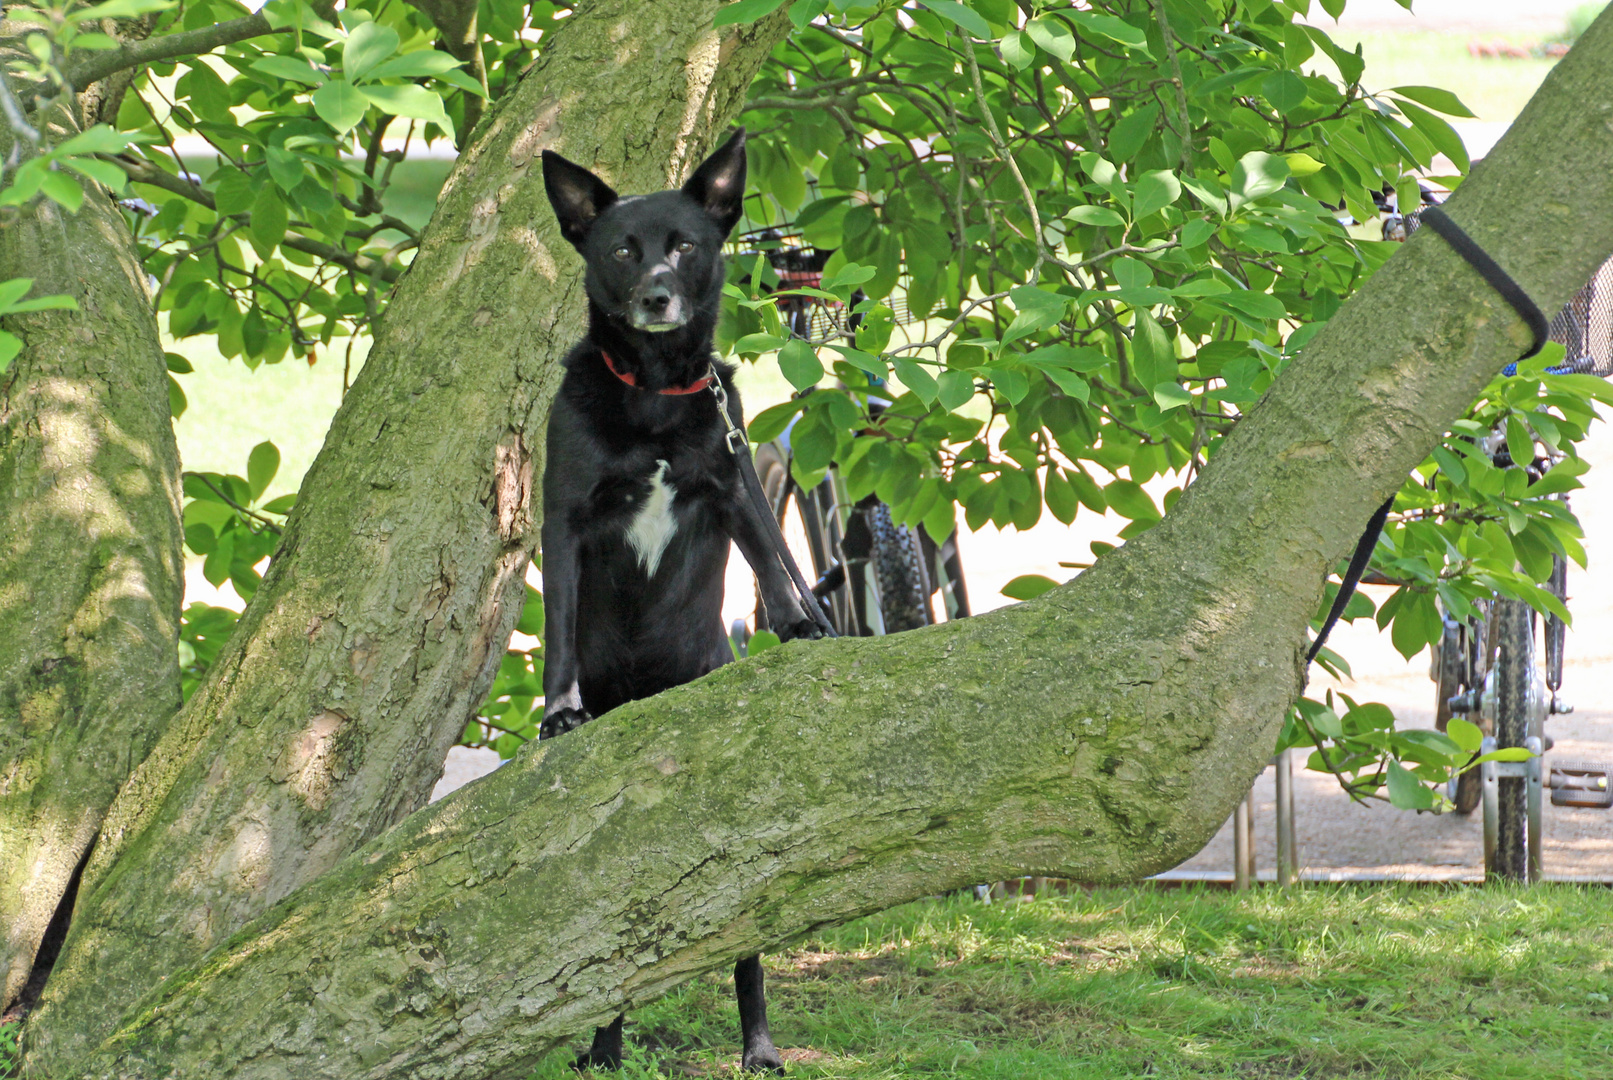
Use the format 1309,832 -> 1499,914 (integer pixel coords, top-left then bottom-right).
706,365 -> 748,453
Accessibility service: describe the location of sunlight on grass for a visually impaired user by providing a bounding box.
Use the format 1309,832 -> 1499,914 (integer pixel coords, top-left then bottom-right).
525,885 -> 1613,1079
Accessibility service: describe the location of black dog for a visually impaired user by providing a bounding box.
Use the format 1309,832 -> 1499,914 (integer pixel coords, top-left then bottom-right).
539,130 -> 819,1073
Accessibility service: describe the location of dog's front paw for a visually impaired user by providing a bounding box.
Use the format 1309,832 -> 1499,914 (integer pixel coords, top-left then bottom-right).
539,706 -> 593,740
775,614 -> 825,642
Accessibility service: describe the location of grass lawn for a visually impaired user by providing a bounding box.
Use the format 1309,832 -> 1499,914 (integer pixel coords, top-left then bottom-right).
523,884 -> 1613,1080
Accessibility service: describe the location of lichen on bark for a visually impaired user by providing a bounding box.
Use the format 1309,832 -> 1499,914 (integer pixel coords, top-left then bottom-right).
0,92 -> 184,1013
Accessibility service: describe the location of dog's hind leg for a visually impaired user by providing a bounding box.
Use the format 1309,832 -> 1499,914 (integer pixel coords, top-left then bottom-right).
575,1015 -> 624,1071
734,954 -> 785,1073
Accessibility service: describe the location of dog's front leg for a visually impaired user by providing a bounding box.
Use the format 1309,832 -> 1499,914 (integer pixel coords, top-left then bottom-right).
538,522 -> 593,739
726,487 -> 823,642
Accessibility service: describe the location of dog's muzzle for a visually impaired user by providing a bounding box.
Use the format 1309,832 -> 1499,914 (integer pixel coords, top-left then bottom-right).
629,282 -> 688,331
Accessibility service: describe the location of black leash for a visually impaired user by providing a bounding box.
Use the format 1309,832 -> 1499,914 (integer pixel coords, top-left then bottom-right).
708,368 -> 839,638
1308,205 -> 1549,664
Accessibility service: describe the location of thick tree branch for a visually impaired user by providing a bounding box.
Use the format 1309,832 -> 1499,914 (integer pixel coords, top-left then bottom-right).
25,2 -> 798,1071
60,14 -> 278,89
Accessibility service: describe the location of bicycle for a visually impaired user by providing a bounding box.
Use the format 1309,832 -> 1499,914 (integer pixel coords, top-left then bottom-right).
727,229 -> 970,645
1385,202 -> 1613,879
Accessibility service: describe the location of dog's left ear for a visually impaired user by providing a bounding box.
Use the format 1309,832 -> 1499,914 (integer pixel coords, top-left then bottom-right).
681,128 -> 747,237
543,150 -> 619,251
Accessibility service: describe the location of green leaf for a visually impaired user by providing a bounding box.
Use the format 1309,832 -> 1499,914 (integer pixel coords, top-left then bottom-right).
359,84 -> 451,131
1025,17 -> 1076,61
2,292 -> 79,314
260,494 -> 298,514
1387,85 -> 1477,118
60,157 -> 128,192
1152,381 -> 1192,411
435,68 -> 490,98
249,185 -> 288,259
746,629 -> 781,654
247,441 -> 281,501
364,51 -> 463,80
0,279 -> 32,310
1131,170 -> 1181,219
747,397 -> 809,443
343,21 -> 401,82
1066,204 -> 1126,228
1071,11 -> 1150,53
39,171 -> 85,213
778,338 -> 824,391
313,80 -> 369,134
1104,479 -> 1159,522
1002,574 -> 1059,601
0,331 -> 19,374
1000,30 -> 1034,69
733,332 -> 788,354
53,125 -> 144,156
168,374 -> 187,418
892,357 -> 938,405
1044,468 -> 1078,524
1261,70 -> 1308,114
789,0 -> 828,31
1395,98 -> 1470,173
265,146 -> 305,193
65,0 -> 174,21
938,368 -> 975,410
919,1 -> 991,38
1230,151 -> 1290,204
1505,414 -> 1535,470
1447,717 -> 1484,754
1130,311 -> 1175,389
1386,760 -> 1434,809
250,55 -> 326,86
821,262 -> 876,291
712,0 -> 789,27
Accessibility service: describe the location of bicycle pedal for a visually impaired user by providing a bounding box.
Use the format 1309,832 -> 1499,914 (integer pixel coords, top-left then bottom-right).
1548,761 -> 1613,809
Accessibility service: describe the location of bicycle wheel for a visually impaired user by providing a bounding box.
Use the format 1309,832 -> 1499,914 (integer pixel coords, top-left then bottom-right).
1489,598 -> 1534,882
866,502 -> 932,633
1434,618 -> 1483,815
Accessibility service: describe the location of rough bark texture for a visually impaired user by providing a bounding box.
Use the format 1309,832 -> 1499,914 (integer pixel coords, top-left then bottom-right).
23,2 -> 792,1071
35,11 -> 1613,1079
0,96 -> 184,1011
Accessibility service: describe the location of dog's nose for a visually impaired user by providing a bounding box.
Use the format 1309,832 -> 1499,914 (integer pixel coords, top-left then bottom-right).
639,286 -> 672,315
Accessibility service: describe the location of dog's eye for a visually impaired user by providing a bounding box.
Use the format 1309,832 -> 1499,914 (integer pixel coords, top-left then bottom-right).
675,240 -> 695,254
613,245 -> 633,261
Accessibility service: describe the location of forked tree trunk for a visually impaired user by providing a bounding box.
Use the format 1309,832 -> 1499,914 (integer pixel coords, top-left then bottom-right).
0,95 -> 184,1012
23,2 -> 793,1071
35,12 -> 1613,1079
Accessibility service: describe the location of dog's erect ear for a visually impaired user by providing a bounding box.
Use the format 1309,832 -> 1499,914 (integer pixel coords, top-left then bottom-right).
542,151 -> 619,250
681,128 -> 747,237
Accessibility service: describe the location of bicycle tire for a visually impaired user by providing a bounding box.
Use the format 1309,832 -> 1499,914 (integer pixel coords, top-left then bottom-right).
1490,598 -> 1534,882
1434,619 -> 1484,815
866,502 -> 931,633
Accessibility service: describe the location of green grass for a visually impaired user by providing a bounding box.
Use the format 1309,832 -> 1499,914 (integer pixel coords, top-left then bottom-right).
519,885 -> 1613,1080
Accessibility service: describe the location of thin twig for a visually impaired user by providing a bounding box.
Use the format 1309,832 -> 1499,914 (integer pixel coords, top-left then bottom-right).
185,472 -> 284,535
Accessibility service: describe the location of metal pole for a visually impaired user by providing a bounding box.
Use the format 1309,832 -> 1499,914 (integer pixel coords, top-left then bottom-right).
1233,796 -> 1250,892
1275,748 -> 1297,886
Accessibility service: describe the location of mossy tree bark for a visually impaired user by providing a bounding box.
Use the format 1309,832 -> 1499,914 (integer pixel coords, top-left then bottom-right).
23,1 -> 794,1071
0,91 -> 184,1012
25,11 -> 1613,1079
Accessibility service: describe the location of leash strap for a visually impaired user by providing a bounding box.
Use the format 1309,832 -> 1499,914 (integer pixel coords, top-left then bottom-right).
1418,206 -> 1549,360
1308,206 -> 1549,665
707,368 -> 839,639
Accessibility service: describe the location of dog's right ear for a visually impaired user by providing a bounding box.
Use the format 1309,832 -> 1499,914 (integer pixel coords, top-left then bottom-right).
542,151 -> 619,250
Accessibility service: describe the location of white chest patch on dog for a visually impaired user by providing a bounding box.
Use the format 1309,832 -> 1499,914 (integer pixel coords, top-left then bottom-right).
625,459 -> 678,577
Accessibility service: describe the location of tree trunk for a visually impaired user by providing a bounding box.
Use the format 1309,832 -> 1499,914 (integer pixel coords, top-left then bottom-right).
38,13 -> 1613,1078
0,94 -> 183,1013
23,2 -> 792,1070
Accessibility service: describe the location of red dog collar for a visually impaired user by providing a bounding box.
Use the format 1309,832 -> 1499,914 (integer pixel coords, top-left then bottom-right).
601,350 -> 713,395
